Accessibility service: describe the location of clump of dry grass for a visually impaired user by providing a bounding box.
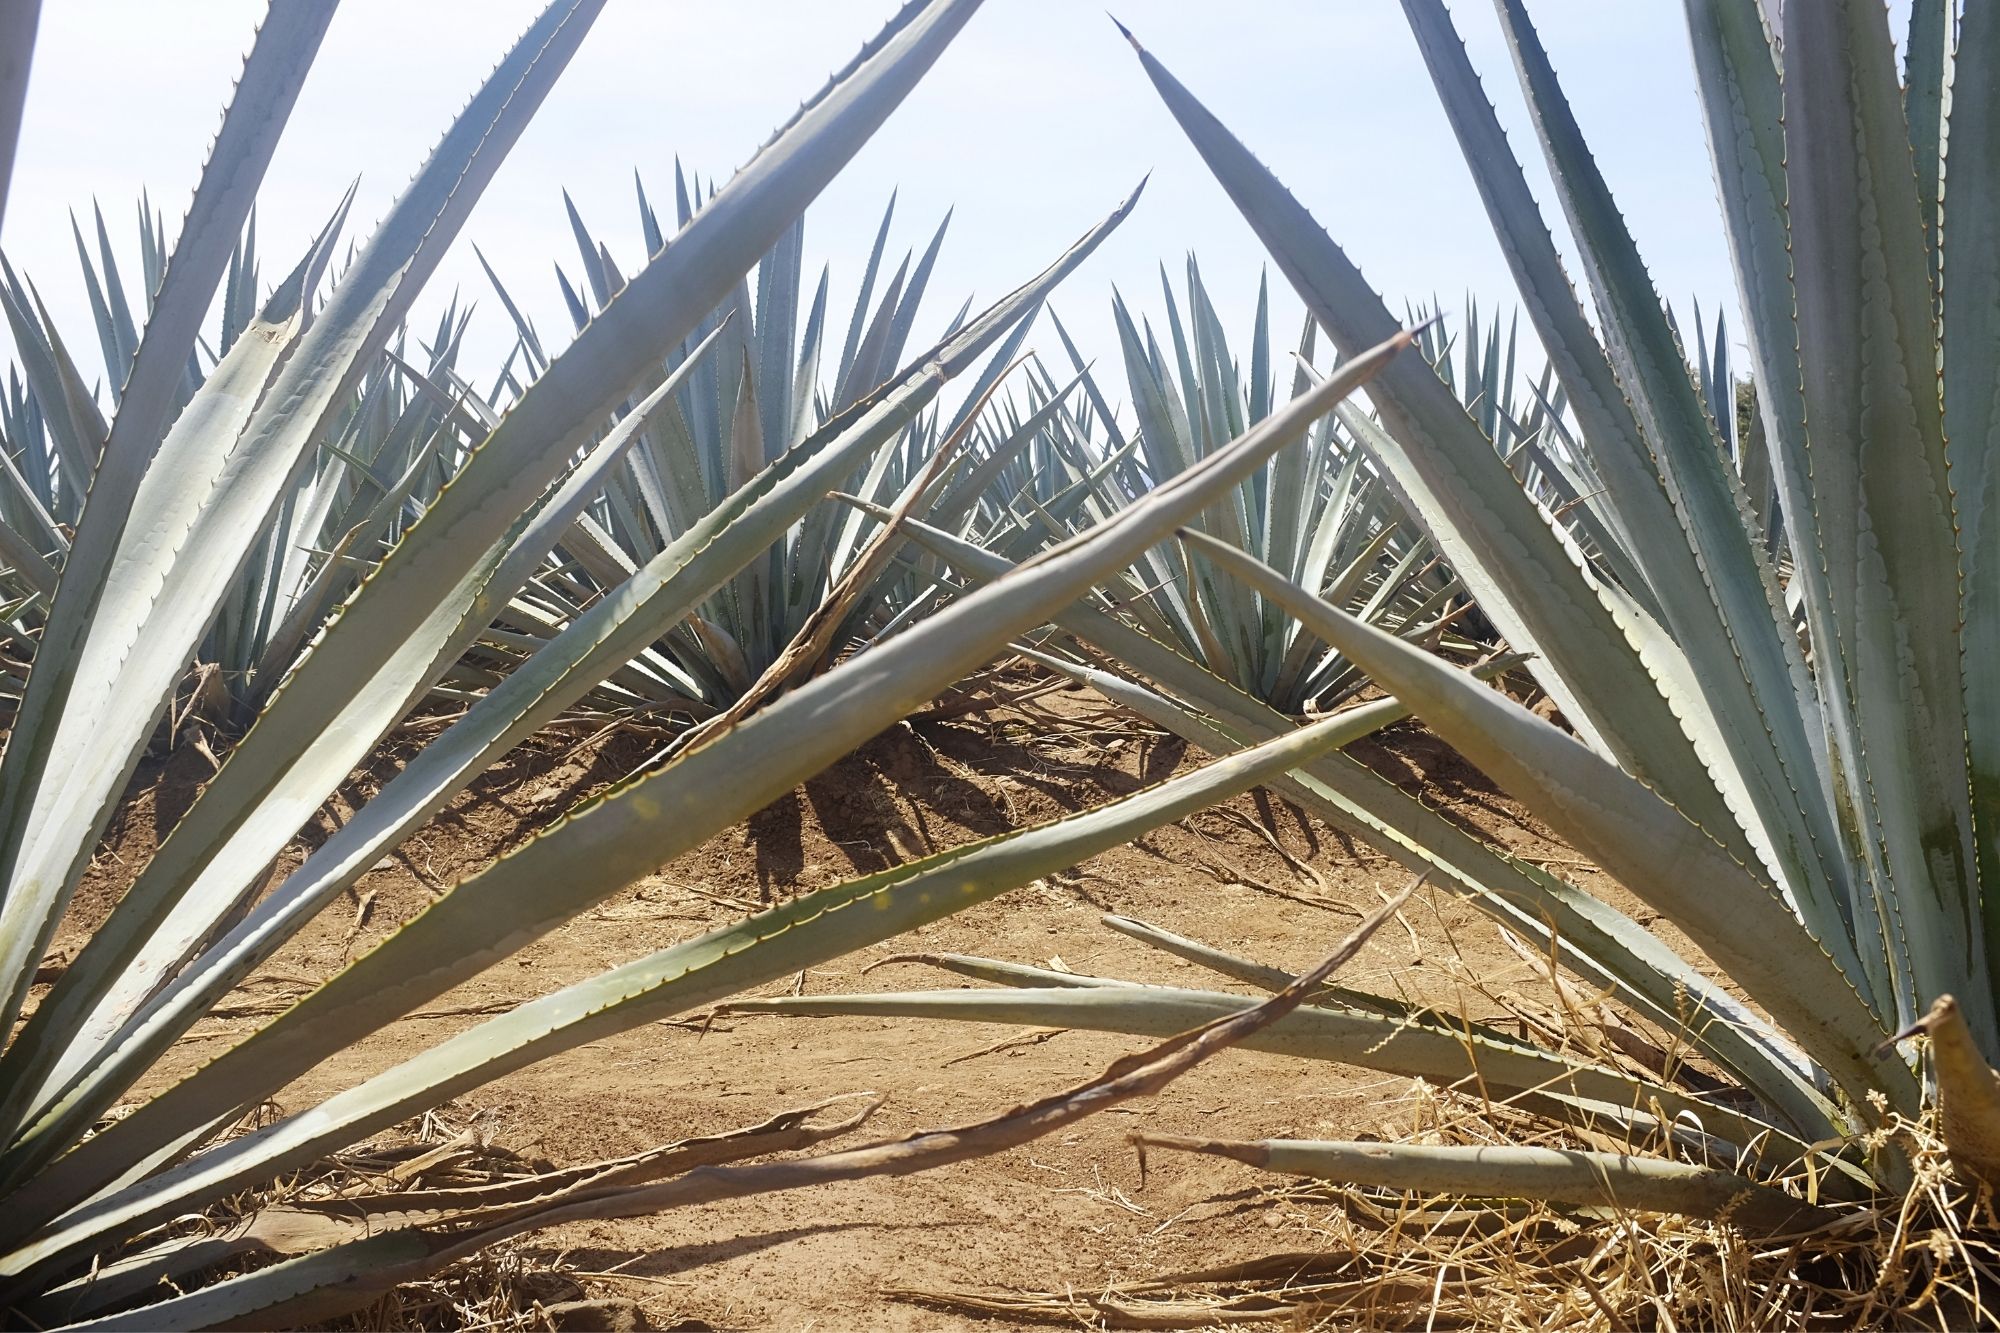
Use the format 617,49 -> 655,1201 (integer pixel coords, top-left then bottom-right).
316,1246 -> 591,1333
1282,1100 -> 2000,1331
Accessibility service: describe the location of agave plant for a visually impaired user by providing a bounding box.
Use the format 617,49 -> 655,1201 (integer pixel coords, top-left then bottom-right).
0,2 -> 1442,1323
756,269 -> 1453,717
1075,273 -> 1589,714
460,180 -> 1051,730
0,199 -> 504,727
844,275 -> 1527,736
732,0 -> 2000,1223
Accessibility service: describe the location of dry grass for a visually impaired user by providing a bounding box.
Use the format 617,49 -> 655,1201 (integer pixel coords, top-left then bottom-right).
157,1107 -> 607,1333
315,1248 -> 592,1333
890,1077 -> 2000,1331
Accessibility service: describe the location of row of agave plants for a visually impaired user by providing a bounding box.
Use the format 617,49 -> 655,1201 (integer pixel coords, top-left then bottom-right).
0,204 -> 1483,732
0,0 -> 1994,1325
2,190 -> 1552,734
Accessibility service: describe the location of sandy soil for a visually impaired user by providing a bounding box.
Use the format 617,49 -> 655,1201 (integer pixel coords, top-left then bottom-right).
41,678 -> 1711,1330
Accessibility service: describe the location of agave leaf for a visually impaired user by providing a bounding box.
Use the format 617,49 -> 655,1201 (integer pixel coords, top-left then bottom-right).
835,254 -> 909,410
65,1231 -> 434,1333
0,0 -> 36,234
874,952 -> 1132,990
834,194 -> 898,403
751,214 -> 805,462
1132,1136 -> 1838,1234
1782,0 -> 1981,1039
1944,2 -> 2000,986
885,208 -> 952,377
1904,0 -> 1951,282
67,212 -> 128,407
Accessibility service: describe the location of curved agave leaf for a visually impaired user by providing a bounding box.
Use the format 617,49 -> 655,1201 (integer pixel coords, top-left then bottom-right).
1132,1136 -> 1839,1234
0,0 -> 35,235
1942,2 -> 2000,987
70,1232 -> 432,1333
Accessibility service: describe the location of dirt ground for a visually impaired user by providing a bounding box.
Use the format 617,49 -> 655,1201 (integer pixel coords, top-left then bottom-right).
45,676 -> 1706,1331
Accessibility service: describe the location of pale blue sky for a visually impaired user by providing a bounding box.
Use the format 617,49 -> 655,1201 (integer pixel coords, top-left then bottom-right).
5,1 -> 1766,400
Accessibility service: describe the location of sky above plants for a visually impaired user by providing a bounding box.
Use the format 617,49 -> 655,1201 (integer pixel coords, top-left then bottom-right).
6,1 -> 1823,388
